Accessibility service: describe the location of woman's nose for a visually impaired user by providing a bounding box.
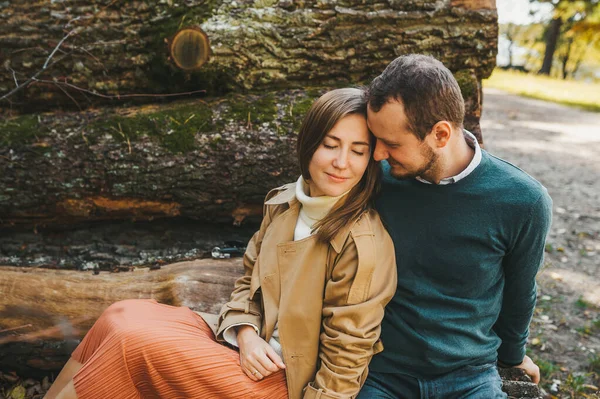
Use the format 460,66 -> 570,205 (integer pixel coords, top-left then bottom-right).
333,150 -> 349,169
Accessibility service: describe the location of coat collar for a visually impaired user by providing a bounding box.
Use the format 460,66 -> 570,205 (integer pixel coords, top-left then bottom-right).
264,182 -> 354,253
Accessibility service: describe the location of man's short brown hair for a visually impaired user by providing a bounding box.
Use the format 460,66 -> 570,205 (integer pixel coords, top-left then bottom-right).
366,54 -> 465,140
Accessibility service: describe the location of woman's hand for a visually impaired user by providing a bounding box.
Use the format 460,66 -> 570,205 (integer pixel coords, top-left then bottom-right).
237,325 -> 285,381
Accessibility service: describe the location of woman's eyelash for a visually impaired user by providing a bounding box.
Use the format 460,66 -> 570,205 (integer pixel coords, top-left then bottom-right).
323,144 -> 365,155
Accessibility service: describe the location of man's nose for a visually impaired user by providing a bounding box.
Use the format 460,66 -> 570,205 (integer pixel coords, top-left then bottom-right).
373,140 -> 388,162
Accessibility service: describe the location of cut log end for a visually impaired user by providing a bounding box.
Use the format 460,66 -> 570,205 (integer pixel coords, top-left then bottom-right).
169,27 -> 211,71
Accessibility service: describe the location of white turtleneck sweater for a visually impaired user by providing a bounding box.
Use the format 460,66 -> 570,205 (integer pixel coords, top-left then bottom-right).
223,176 -> 348,358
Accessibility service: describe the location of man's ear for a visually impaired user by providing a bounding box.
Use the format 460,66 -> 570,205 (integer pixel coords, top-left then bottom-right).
431,121 -> 453,148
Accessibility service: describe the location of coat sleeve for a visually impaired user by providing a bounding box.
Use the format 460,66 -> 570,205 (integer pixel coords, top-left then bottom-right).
304,214 -> 397,399
215,191 -> 279,341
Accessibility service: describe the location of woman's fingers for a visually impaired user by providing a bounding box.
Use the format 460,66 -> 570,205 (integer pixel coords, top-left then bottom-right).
242,364 -> 262,381
248,356 -> 272,377
238,333 -> 284,380
242,349 -> 280,380
255,353 -> 280,374
265,346 -> 286,369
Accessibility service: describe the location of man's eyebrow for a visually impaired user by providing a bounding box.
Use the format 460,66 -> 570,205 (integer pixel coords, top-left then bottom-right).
325,134 -> 370,146
378,137 -> 400,146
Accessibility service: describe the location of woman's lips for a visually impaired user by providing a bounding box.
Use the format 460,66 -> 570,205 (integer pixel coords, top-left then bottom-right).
326,173 -> 349,183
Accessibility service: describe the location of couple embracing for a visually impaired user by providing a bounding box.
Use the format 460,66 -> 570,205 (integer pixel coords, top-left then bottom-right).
45,54 -> 552,399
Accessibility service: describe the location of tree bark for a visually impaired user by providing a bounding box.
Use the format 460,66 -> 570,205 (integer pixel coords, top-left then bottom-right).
0,258 -> 243,375
1,1 -> 497,227
539,17 -> 563,75
0,259 -> 543,399
0,84 -> 485,227
560,37 -> 573,80
0,0 -> 497,112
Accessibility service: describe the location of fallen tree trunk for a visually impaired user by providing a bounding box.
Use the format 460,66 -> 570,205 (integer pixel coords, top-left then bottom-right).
0,259 -> 543,398
1,83 -> 483,227
1,0 -> 496,227
0,0 -> 497,112
0,258 -> 243,375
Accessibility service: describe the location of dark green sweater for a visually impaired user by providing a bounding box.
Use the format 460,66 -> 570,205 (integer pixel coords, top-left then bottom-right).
371,151 -> 552,378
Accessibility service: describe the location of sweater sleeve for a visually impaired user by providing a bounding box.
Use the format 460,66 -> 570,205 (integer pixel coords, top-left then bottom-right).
493,189 -> 553,365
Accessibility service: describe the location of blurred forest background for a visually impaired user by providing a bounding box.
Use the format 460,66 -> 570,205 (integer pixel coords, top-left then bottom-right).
489,0 -> 600,112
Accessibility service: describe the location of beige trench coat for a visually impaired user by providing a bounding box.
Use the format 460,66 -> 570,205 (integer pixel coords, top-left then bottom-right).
215,183 -> 397,399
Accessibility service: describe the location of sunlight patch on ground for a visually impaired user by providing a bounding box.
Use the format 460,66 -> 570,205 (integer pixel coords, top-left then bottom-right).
540,268 -> 600,307
518,121 -> 600,143
490,138 -> 600,160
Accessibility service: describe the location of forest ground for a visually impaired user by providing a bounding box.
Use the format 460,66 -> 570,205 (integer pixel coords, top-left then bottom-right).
482,88 -> 600,398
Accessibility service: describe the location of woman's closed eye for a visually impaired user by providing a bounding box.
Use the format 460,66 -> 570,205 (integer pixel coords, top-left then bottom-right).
323,143 -> 366,156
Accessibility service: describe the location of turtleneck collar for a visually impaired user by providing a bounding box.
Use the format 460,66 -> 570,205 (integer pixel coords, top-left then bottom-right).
295,176 -> 349,228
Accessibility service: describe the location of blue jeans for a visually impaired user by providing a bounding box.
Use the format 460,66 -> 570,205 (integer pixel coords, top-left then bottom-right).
358,362 -> 507,399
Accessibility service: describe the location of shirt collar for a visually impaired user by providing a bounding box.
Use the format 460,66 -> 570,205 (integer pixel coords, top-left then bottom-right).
415,129 -> 481,185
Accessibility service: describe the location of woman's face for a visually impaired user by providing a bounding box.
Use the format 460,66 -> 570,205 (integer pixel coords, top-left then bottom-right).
308,113 -> 371,197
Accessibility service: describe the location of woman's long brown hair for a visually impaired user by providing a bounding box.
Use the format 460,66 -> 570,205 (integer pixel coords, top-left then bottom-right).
296,88 -> 381,242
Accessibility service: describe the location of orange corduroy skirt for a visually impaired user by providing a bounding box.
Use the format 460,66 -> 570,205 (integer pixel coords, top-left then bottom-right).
71,299 -> 288,399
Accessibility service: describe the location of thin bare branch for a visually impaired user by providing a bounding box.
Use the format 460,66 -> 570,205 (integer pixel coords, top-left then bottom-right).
36,80 -> 206,99
54,82 -> 83,111
0,52 -> 73,102
44,30 -> 77,70
11,68 -> 18,87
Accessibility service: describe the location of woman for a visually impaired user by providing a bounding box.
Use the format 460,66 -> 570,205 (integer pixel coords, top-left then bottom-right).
45,88 -> 397,399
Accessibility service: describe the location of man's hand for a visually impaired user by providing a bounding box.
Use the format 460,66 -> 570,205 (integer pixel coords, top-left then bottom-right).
237,325 -> 285,381
511,355 -> 540,384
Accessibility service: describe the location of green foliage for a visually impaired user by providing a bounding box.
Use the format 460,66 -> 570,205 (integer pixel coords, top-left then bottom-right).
589,353 -> 600,373
563,373 -> 592,398
576,296 -> 592,309
524,0 -> 600,78
537,358 -> 561,380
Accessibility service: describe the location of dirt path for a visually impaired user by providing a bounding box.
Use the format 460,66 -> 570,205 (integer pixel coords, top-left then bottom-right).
482,88 -> 600,396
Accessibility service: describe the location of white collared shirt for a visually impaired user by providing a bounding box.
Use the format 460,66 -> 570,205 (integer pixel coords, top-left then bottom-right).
415,130 -> 481,185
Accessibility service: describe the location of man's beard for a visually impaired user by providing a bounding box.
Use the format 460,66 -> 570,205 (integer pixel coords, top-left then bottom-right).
388,143 -> 439,181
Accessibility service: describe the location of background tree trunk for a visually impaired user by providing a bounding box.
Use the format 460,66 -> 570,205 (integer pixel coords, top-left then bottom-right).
539,17 -> 563,75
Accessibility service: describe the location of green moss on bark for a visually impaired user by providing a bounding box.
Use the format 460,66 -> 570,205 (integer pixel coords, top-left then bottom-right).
90,103 -> 215,153
454,70 -> 477,99
281,95 -> 316,133
225,94 -> 278,125
0,115 -> 45,147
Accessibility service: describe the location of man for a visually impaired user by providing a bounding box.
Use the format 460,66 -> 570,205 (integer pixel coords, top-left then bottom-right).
358,54 -> 552,398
